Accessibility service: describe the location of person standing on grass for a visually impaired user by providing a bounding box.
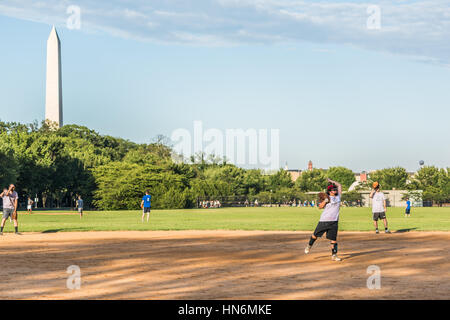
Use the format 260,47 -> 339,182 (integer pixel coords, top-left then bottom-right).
1,188 -> 11,222
405,197 -> 411,218
370,182 -> 391,234
140,190 -> 151,223
76,195 -> 84,218
27,197 -> 34,214
304,178 -> 343,261
0,184 -> 20,235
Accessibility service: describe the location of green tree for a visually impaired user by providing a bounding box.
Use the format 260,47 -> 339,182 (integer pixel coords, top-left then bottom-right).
295,169 -> 327,192
0,148 -> 18,187
369,167 -> 408,190
268,169 -> 293,190
327,166 -> 355,190
410,166 -> 450,205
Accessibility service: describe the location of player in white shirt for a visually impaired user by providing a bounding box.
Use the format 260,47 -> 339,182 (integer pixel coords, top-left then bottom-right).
369,182 -> 391,234
305,178 -> 343,261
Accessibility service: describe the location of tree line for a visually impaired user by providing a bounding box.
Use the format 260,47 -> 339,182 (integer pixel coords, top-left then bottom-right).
0,121 -> 448,209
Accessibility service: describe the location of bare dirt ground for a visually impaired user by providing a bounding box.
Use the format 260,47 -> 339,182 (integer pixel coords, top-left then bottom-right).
0,231 -> 448,300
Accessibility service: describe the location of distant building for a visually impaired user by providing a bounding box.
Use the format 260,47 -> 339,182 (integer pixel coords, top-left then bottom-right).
284,160 -> 313,182
286,169 -> 302,182
354,171 -> 368,183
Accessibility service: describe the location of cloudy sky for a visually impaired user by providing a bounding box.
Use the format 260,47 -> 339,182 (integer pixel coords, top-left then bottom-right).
0,0 -> 449,171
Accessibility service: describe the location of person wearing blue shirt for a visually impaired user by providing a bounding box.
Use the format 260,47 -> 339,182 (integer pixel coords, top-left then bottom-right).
405,198 -> 411,218
76,195 -> 84,219
140,190 -> 152,222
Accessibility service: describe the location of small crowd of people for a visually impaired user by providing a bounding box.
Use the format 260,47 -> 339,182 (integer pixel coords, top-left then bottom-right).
200,200 -> 222,208
243,199 -> 259,207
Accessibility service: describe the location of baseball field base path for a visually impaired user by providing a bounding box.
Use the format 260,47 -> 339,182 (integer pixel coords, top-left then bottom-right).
0,231 -> 449,299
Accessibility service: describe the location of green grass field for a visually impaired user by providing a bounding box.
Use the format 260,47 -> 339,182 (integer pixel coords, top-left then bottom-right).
3,206 -> 449,233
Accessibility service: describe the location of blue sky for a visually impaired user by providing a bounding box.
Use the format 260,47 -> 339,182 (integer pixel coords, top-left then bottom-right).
0,0 -> 449,172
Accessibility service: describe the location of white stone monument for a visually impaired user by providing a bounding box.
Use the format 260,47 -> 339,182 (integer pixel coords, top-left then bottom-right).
45,26 -> 63,128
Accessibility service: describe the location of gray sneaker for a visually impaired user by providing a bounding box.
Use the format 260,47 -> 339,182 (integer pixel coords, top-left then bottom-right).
305,245 -> 311,254
385,229 -> 391,234
331,254 -> 342,261
375,229 -> 379,234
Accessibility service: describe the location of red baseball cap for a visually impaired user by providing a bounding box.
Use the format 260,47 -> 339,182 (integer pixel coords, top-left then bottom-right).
327,184 -> 337,192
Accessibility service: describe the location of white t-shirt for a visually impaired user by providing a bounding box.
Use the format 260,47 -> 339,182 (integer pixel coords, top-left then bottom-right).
319,195 -> 341,222
2,191 -> 18,209
372,192 -> 386,213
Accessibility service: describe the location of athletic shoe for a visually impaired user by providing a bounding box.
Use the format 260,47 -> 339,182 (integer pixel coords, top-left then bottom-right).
331,254 -> 342,261
0,232 -> 2,236
15,232 -> 21,235
385,229 -> 391,234
375,229 -> 379,234
305,245 -> 311,254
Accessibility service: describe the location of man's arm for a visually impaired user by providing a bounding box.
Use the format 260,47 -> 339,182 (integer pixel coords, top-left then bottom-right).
318,198 -> 329,209
369,189 -> 375,199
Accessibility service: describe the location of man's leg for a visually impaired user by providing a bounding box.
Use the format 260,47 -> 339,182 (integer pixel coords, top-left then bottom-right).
328,222 -> 341,261
0,217 -> 6,235
13,218 -> 19,234
383,218 -> 390,233
305,234 -> 317,254
306,222 -> 326,254
373,220 -> 379,233
146,212 -> 150,222
330,240 -> 341,261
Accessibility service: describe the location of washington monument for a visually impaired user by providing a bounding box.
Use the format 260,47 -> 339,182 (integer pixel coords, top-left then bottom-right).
45,26 -> 63,128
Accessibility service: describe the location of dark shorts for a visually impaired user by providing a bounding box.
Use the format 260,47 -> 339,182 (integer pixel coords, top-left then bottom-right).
373,211 -> 386,221
405,208 -> 411,214
2,208 -> 15,219
143,207 -> 151,213
313,221 -> 338,241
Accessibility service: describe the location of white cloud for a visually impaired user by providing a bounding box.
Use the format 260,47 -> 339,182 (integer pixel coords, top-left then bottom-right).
0,0 -> 449,65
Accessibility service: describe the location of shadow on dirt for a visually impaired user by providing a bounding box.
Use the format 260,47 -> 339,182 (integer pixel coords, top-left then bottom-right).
395,228 -> 417,233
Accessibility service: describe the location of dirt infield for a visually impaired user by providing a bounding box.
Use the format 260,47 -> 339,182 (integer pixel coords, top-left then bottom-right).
0,231 -> 449,299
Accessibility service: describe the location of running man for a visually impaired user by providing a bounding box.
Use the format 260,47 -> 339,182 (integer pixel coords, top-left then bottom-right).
0,184 -> 20,235
370,182 -> 391,234
305,178 -> 343,261
76,195 -> 84,218
405,197 -> 411,218
140,190 -> 151,222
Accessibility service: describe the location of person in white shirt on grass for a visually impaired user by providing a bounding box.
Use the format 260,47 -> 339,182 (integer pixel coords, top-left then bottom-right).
0,184 -> 20,235
369,182 -> 391,234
